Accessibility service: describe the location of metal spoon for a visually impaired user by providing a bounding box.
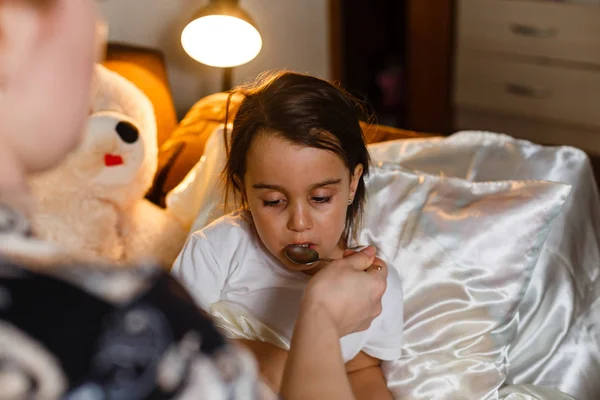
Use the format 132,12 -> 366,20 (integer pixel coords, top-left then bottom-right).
284,244 -> 382,270
285,245 -> 331,265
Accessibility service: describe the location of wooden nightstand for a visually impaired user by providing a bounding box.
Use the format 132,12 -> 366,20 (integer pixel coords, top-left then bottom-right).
453,0 -> 600,158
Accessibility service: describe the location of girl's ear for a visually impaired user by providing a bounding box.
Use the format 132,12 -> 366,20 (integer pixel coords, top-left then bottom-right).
349,163 -> 364,200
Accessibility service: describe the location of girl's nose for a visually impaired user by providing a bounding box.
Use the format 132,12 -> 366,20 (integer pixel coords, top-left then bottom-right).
287,203 -> 313,232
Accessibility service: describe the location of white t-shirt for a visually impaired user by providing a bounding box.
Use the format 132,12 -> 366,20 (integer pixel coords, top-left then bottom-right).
171,211 -> 404,362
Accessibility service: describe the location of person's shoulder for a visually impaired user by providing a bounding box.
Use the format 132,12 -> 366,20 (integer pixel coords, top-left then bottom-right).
191,210 -> 254,243
184,210 -> 261,268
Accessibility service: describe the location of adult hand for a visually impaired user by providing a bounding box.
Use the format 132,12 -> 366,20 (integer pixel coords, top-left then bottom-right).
301,245 -> 388,337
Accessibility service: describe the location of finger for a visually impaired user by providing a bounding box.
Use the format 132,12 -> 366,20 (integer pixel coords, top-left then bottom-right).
343,246 -> 376,271
373,303 -> 383,319
358,319 -> 375,333
365,264 -> 384,272
343,249 -> 358,258
365,257 -> 387,274
370,271 -> 387,299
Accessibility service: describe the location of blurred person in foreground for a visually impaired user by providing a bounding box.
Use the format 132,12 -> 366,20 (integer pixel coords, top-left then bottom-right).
0,1 -> 389,398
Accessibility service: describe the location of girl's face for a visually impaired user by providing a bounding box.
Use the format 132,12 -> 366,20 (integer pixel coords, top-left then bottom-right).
243,133 -> 363,274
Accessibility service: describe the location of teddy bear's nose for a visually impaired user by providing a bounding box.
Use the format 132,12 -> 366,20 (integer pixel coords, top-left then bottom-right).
116,121 -> 139,144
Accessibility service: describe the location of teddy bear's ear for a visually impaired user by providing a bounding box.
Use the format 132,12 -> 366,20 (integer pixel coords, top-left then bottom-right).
90,64 -> 115,113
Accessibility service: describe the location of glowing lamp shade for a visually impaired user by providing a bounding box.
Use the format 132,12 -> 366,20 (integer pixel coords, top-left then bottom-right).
181,8 -> 262,68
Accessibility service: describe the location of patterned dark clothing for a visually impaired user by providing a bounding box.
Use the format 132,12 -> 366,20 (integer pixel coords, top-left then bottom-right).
0,200 -> 274,400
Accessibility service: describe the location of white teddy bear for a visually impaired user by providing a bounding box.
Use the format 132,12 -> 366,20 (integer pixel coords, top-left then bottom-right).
28,64 -> 187,268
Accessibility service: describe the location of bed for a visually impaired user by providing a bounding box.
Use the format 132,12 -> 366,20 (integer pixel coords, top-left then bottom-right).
103,42 -> 600,400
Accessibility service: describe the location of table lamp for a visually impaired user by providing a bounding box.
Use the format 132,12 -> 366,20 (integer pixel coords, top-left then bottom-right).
181,0 -> 262,92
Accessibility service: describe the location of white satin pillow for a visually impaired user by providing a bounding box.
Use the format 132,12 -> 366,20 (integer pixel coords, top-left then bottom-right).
498,384 -> 575,400
166,124 -> 233,233
369,131 -> 600,399
360,163 -> 570,399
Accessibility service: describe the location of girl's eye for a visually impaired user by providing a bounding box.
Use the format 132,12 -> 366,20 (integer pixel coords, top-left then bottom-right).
263,199 -> 284,207
312,196 -> 332,204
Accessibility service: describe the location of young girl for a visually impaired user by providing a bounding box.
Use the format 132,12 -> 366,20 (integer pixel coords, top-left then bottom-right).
172,71 -> 404,398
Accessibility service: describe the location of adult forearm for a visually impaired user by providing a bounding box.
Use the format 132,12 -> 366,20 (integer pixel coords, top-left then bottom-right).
233,339 -> 287,393
280,304 -> 355,400
349,367 -> 393,400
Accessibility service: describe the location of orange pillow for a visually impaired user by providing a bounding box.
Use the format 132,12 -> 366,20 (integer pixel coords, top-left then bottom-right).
147,92 -> 244,206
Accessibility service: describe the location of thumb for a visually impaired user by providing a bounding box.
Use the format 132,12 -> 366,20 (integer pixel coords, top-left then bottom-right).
344,246 -> 376,271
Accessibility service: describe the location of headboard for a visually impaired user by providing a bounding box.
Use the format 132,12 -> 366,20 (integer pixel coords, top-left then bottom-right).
102,42 -> 437,206
103,42 -> 178,148
102,43 -> 599,205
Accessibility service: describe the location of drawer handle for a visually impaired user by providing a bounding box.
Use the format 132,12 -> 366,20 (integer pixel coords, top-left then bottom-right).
505,83 -> 552,99
510,23 -> 559,38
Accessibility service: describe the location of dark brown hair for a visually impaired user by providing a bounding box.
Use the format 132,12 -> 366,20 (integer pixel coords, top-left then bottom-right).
223,70 -> 372,241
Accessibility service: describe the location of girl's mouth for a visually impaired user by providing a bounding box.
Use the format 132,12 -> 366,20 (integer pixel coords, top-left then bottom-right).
290,243 -> 316,249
